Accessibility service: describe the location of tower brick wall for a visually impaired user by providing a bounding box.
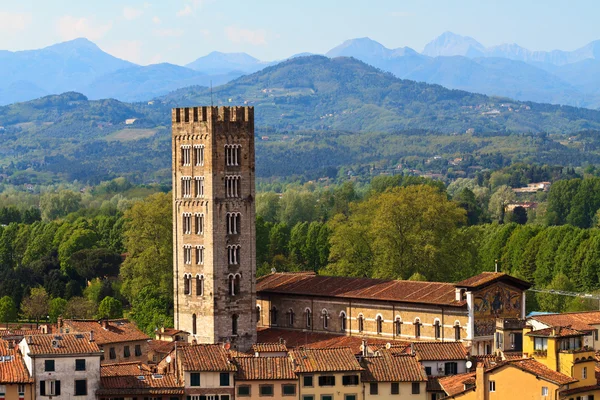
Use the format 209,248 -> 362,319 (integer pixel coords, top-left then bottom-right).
172,106 -> 257,352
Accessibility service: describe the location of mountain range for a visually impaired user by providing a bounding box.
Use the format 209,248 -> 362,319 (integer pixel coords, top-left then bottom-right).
4,33 -> 600,107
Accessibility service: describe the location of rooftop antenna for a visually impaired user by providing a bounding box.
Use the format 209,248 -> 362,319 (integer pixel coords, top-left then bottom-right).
210,80 -> 213,107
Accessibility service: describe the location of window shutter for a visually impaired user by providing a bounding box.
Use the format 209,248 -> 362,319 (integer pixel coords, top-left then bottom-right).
55,380 -> 61,395
39,381 -> 45,396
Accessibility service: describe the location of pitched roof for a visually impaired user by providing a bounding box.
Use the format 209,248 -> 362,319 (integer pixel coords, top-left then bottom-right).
411,342 -> 468,361
24,333 -> 102,356
493,359 -> 577,385
63,319 -> 150,345
101,362 -> 153,377
361,352 -> 427,382
454,272 -> 531,290
438,372 -> 476,396
0,329 -> 45,340
526,326 -> 585,338
290,347 -> 363,373
179,344 -> 237,372
0,339 -> 32,384
148,340 -> 187,355
530,311 -> 600,333
257,327 -> 410,354
257,272 -> 465,307
252,342 -> 288,353
235,357 -> 296,380
97,374 -> 183,395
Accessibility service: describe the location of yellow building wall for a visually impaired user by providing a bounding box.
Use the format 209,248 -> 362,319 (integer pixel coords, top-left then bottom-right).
235,379 -> 298,400
484,365 -> 560,400
364,382 -> 427,400
1,383 -> 34,400
567,359 -> 596,388
298,372 -> 361,400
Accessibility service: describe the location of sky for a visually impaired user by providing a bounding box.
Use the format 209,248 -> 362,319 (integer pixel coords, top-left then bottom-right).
0,0 -> 598,65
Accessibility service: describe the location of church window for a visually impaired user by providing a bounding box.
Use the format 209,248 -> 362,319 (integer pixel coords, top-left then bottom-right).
194,145 -> 204,166
181,176 -> 192,197
340,312 -> 347,331
225,176 -> 241,198
195,246 -> 204,265
181,145 -> 191,166
195,177 -> 204,197
195,213 -> 204,234
395,317 -> 402,336
183,245 -> 192,264
183,213 -> 191,234
232,314 -> 239,335
227,212 -> 241,234
225,144 -> 241,167
434,319 -> 441,339
196,275 -> 204,296
357,315 -> 364,332
376,315 -> 383,334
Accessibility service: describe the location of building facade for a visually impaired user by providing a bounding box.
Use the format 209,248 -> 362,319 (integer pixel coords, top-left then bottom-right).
172,106 -> 257,352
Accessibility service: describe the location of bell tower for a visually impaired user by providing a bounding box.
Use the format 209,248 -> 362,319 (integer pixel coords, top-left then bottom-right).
172,106 -> 256,351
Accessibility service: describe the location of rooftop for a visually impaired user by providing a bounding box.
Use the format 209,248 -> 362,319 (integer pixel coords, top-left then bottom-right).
23,333 -> 101,356
62,319 -> 150,345
0,339 -> 32,384
529,311 -> 600,333
290,347 -> 363,373
411,342 -> 468,361
438,372 -> 476,397
257,272 -> 464,307
179,344 -> 237,372
491,359 -> 577,385
235,356 -> 296,381
361,352 -> 427,382
525,326 -> 586,338
252,342 -> 288,353
454,272 -> 531,290
101,361 -> 153,377
97,374 -> 183,396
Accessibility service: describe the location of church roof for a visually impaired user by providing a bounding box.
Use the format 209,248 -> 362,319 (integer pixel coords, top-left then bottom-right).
454,272 -> 531,290
257,272 -> 465,307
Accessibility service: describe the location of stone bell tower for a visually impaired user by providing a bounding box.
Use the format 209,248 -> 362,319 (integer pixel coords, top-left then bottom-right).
172,106 -> 256,351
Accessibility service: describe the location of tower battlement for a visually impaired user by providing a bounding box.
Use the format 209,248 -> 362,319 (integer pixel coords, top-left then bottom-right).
172,106 -> 254,126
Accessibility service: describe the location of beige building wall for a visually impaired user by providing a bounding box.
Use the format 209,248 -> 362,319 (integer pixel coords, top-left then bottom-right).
0,383 -> 34,400
236,380 -> 298,400
173,106 -> 257,352
364,382 -> 427,400
99,340 -> 147,364
297,372 -> 361,400
184,371 -> 235,389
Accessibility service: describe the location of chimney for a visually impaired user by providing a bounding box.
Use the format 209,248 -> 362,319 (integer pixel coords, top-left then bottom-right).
89,330 -> 94,343
475,362 -> 485,400
101,319 -> 109,330
7,340 -> 14,349
361,338 -> 368,357
27,336 -> 33,345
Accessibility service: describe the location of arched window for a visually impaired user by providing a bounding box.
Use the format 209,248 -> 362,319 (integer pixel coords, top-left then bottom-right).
322,309 -> 329,330
454,322 -> 461,341
228,245 -> 241,265
287,309 -> 295,327
414,318 -> 421,338
196,275 -> 204,296
227,212 -> 241,235
228,275 -> 235,296
434,319 -> 441,340
195,246 -> 204,265
270,306 -> 278,326
192,314 -> 197,335
376,315 -> 383,335
232,314 -> 239,335
395,317 -> 402,336
256,305 -> 261,324
183,274 -> 191,295
234,274 -> 241,295
340,312 -> 347,332
305,308 -> 312,328
357,314 -> 364,333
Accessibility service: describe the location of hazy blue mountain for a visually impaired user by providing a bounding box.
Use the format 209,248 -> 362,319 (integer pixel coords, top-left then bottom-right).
84,63 -> 240,102
0,38 -> 135,105
422,31 -> 485,57
185,51 -> 266,74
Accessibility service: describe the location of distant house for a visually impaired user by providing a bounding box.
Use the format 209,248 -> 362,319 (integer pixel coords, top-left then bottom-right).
125,118 -> 137,125
513,182 -> 551,193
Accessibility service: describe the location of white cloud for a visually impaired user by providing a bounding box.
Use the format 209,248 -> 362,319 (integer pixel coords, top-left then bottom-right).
225,26 -> 267,46
123,6 -> 143,20
104,40 -> 143,64
56,15 -> 112,41
0,11 -> 32,32
154,28 -> 184,37
176,4 -> 193,17
152,16 -> 161,24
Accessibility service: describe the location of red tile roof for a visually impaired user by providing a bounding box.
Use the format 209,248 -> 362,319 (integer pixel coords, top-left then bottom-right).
252,342 -> 288,353
24,333 -> 102,356
257,272 -> 465,307
235,356 -> 296,380
97,374 -> 183,396
361,352 -> 427,382
454,272 -> 530,290
526,326 -> 585,338
257,328 -> 410,354
290,347 -> 363,373
438,372 -> 476,396
560,384 -> 600,396
0,339 -> 32,384
0,329 -> 45,339
101,361 -> 153,377
500,359 -> 577,385
63,319 -> 149,345
148,340 -> 188,355
411,342 -> 468,361
530,311 -> 600,333
179,344 -> 237,372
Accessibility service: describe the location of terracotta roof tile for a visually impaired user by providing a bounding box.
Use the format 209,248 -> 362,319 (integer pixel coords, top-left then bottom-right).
97,374 -> 183,395
257,328 -> 410,354
501,359 -> 577,385
361,352 -> 427,382
427,377 -> 443,392
0,339 -> 32,384
179,344 -> 237,372
147,340 -> 189,355
560,384 -> 600,396
290,347 -> 363,373
257,273 -> 465,307
0,329 -> 45,340
526,326 -> 585,338
63,319 -> 149,345
101,361 -> 153,377
454,272 -> 530,290
530,311 -> 600,333
252,343 -> 288,353
24,333 -> 102,356
438,372 -> 476,396
411,342 -> 468,361
235,356 -> 296,380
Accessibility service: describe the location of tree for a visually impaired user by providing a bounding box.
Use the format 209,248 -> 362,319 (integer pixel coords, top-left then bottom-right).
256,192 -> 281,223
64,297 -> 97,319
48,298 -> 68,323
454,188 -> 483,225
0,296 -> 17,327
57,228 -> 99,272
39,190 -> 82,221
70,248 -> 122,281
21,287 -> 50,325
506,206 -> 527,225
536,273 -> 575,313
97,296 -> 123,319
288,222 -> 309,265
408,272 -> 427,281
488,185 -> 516,223
120,193 -> 173,304
129,287 -> 172,335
